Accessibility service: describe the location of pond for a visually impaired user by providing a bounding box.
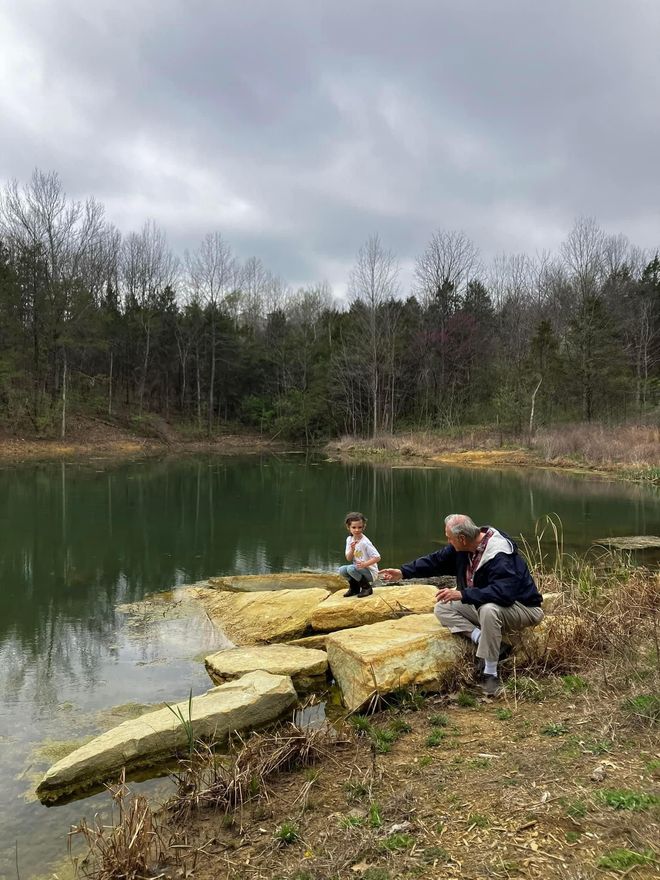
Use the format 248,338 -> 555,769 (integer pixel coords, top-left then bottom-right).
0,453 -> 658,879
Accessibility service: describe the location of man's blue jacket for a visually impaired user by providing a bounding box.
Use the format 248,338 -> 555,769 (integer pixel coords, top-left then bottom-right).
400,527 -> 543,609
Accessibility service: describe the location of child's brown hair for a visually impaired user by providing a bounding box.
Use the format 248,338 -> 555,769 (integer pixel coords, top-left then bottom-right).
344,511 -> 367,528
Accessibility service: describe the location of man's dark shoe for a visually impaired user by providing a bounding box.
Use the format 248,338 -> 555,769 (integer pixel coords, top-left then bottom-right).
343,582 -> 360,598
357,584 -> 373,598
478,674 -> 504,697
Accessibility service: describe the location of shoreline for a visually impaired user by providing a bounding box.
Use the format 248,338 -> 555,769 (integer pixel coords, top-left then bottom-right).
0,424 -> 657,485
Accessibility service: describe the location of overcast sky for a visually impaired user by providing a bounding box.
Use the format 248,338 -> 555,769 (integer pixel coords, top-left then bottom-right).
1,0 -> 659,295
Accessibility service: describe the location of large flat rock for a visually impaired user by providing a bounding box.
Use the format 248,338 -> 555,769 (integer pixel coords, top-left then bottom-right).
192,586 -> 330,644
209,573 -> 346,592
36,671 -> 297,804
326,614 -> 463,711
311,584 -> 437,632
205,645 -> 328,690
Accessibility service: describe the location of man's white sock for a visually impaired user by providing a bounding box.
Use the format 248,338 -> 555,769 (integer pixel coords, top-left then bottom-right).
470,627 -> 481,645
484,660 -> 498,677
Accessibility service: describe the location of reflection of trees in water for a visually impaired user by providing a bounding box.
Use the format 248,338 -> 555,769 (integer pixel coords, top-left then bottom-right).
0,457 -> 657,685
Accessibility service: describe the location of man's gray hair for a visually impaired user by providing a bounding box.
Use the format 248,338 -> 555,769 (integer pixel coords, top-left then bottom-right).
444,514 -> 481,540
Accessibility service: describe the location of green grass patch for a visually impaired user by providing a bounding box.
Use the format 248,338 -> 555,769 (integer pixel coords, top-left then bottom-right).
349,714 -> 373,735
338,814 -> 365,829
368,801 -> 383,828
429,712 -> 449,727
561,674 -> 588,694
384,688 -> 426,712
468,757 -> 491,769
495,708 -> 513,720
274,821 -> 300,845
467,813 -> 490,828
388,718 -> 413,734
426,729 -> 446,747
381,832 -> 416,852
584,738 -> 611,755
456,691 -> 477,708
622,693 -> 660,725
373,729 -> 397,754
597,848 -> 657,870
598,789 -> 658,811
563,799 -> 588,819
540,721 -> 568,736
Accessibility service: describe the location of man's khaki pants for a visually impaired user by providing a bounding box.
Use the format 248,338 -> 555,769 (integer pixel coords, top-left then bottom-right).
435,600 -> 543,662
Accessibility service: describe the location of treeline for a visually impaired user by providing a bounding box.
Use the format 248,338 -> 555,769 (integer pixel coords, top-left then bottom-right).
0,170 -> 658,442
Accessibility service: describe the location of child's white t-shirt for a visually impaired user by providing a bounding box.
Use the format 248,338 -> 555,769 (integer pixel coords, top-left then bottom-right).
345,535 -> 380,578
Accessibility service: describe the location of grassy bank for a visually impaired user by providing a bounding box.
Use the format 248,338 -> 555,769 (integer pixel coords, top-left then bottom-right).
327,423 -> 660,483
68,548 -> 659,880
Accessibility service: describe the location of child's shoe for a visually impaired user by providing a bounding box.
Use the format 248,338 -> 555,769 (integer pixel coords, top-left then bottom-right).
343,581 -> 361,598
357,584 -> 373,598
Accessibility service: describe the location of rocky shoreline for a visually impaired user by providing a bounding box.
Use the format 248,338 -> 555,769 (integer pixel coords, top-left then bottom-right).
36,574 -> 571,804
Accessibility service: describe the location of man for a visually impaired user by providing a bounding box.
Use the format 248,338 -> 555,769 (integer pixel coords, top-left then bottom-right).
380,513 -> 543,696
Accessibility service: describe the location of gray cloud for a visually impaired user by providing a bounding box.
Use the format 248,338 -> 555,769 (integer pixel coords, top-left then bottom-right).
1,0 -> 659,295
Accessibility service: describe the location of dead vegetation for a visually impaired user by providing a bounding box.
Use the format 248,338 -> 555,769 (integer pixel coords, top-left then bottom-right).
329,422 -> 660,481
168,722 -> 355,824
68,770 -> 170,880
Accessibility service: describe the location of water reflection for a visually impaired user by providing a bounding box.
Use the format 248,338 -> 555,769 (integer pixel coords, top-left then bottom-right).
0,454 -> 657,879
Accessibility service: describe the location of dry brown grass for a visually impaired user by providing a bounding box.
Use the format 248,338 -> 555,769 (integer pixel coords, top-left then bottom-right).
516,515 -> 660,677
532,422 -> 660,467
329,422 -> 660,477
68,770 -> 169,880
168,722 -> 355,825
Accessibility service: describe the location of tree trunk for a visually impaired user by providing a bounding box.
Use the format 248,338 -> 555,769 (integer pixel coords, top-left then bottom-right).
60,348 -> 67,439
108,349 -> 113,417
528,376 -> 542,443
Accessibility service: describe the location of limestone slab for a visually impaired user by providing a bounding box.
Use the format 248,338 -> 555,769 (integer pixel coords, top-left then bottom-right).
195,587 -> 330,644
205,644 -> 328,690
36,671 -> 297,804
286,633 -> 329,650
311,584 -> 437,632
209,573 -> 346,592
326,614 -> 463,711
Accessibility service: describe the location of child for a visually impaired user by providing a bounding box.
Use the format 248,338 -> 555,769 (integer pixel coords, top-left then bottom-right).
339,511 -> 381,598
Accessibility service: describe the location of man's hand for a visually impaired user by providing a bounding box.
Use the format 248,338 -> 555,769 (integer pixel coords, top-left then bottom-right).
436,587 -> 462,603
380,568 -> 402,583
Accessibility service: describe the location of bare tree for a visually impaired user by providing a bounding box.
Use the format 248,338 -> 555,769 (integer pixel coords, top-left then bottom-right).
348,234 -> 400,437
414,230 -> 480,420
414,230 -> 480,310
185,232 -> 235,435
121,220 -> 179,414
560,216 -> 606,301
0,169 -> 107,436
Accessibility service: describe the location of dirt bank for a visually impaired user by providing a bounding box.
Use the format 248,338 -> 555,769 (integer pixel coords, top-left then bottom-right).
0,416 -> 289,463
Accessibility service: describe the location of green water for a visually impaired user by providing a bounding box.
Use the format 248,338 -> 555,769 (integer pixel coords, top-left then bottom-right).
0,453 -> 658,879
